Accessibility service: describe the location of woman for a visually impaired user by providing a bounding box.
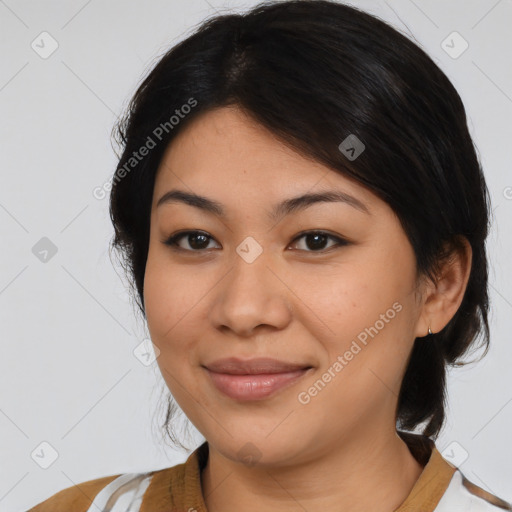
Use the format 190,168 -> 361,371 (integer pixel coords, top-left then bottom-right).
28,0 -> 511,510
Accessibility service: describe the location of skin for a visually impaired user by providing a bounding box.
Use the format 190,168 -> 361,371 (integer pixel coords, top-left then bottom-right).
143,105 -> 472,512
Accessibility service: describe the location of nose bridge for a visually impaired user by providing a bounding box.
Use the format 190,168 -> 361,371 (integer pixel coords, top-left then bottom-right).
209,237 -> 292,335
228,237 -> 276,306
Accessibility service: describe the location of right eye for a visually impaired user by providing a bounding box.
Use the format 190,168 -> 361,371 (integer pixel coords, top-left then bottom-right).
162,230 -> 220,252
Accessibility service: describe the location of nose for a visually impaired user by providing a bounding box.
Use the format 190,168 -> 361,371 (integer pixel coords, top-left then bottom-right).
208,246 -> 293,338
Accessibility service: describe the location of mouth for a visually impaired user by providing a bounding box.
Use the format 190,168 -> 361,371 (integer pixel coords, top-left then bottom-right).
202,357 -> 314,401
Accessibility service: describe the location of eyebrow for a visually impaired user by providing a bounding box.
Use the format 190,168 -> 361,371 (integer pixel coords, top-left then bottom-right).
156,188 -> 371,221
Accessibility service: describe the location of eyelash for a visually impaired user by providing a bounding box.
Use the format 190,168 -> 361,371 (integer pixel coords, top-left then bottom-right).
162,230 -> 349,254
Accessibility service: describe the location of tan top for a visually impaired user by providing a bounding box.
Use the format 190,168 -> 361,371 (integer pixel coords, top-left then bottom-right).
28,431 -> 511,511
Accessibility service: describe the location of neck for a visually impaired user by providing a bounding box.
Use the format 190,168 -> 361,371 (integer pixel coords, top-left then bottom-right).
201,427 -> 426,512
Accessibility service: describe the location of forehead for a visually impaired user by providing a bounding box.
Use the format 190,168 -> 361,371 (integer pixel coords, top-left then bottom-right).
152,106 -> 379,213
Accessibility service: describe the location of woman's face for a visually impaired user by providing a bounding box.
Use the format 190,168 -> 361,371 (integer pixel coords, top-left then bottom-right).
144,105 -> 428,465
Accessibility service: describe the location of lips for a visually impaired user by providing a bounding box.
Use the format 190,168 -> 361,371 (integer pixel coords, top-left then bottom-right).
203,357 -> 312,375
203,357 -> 313,401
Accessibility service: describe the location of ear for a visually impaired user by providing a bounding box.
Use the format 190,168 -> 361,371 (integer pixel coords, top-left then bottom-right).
415,236 -> 472,338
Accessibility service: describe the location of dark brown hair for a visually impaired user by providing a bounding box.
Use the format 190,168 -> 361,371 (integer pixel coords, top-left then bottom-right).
109,0 -> 492,445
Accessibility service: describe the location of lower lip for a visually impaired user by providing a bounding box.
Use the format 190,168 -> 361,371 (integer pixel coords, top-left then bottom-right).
205,368 -> 312,401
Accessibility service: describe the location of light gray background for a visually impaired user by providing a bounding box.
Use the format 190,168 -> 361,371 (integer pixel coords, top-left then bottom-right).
1,1 -> 511,511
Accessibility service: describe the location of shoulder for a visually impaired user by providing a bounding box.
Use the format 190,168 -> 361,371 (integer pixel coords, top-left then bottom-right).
436,469 -> 512,511
26,443 -> 206,512
26,470 -> 157,512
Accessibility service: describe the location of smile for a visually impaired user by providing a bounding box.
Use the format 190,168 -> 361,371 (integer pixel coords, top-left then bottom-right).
204,367 -> 313,401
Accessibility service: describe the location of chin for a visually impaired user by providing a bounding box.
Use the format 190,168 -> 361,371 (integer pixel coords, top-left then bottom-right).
207,430 -> 306,468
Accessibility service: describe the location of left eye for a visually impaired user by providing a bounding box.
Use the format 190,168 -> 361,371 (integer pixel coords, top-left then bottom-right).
163,230 -> 348,253
290,231 -> 348,252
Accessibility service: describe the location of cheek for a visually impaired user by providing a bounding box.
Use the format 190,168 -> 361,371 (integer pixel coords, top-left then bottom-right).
144,257 -> 200,398
143,260 -> 190,381
290,259 -> 391,341
143,251 -> 197,339
143,250 -> 214,378
143,260 -> 174,338
292,255 -> 415,386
